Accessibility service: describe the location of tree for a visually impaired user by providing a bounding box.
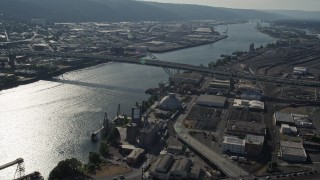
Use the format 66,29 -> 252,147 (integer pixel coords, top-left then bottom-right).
107,127 -> 120,146
48,158 -> 82,180
99,141 -> 109,157
89,152 -> 101,165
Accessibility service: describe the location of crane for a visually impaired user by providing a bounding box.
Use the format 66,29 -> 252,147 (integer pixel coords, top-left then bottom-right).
0,158 -> 25,179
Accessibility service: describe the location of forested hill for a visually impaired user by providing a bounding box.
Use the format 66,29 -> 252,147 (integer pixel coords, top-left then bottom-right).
0,0 -> 285,22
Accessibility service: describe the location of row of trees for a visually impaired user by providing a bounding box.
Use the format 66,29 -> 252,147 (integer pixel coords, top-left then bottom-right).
208,55 -> 236,68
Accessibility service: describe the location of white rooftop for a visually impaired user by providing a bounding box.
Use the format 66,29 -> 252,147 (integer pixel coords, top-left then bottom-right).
223,135 -> 245,146
233,99 -> 264,110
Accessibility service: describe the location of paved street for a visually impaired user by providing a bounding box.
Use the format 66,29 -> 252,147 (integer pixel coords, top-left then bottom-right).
174,97 -> 249,178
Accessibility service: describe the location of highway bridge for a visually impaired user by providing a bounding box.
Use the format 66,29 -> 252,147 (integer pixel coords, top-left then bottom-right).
10,51 -> 320,87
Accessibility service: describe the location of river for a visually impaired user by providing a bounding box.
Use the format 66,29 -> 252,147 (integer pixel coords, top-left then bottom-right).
0,22 -> 275,179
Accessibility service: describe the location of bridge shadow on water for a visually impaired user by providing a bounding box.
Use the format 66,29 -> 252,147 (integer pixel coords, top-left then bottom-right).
48,78 -> 146,94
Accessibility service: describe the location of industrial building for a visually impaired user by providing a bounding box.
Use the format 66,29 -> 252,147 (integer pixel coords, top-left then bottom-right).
274,112 -> 295,126
185,105 -> 221,131
150,154 -> 196,180
280,124 -> 298,135
131,103 -> 142,125
166,146 -> 183,155
139,124 -> 158,149
222,135 -> 246,154
32,44 -> 48,51
245,134 -> 264,156
293,67 -> 308,75
237,84 -> 261,93
240,91 -> 262,101
232,99 -> 264,111
273,112 -> 312,128
279,140 -> 307,162
228,109 -> 264,123
126,148 -> 145,164
158,93 -> 182,111
169,158 -> 192,179
0,35 -> 6,42
196,95 -> 226,108
150,154 -> 174,178
169,72 -> 204,86
226,120 -> 267,136
209,78 -> 230,89
126,123 -> 138,144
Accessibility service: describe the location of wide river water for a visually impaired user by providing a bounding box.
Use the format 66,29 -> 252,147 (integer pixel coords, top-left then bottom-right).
0,22 -> 275,179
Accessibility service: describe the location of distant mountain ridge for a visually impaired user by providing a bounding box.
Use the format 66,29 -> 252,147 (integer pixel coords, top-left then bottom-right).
266,10 -> 320,20
0,0 -> 287,22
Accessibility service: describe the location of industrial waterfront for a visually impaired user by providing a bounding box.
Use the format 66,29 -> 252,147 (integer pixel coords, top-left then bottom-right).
0,22 -> 275,179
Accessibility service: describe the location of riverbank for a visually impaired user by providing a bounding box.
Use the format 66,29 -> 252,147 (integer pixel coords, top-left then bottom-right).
0,59 -> 109,91
148,35 -> 228,53
0,35 -> 228,91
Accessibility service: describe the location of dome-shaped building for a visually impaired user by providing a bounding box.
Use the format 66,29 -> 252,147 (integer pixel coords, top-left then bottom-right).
159,93 -> 182,111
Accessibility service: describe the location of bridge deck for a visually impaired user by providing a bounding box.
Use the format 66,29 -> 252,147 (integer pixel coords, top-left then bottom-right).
9,51 -> 320,88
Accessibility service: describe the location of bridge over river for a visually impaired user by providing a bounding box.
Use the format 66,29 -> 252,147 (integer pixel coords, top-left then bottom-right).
10,51 -> 320,88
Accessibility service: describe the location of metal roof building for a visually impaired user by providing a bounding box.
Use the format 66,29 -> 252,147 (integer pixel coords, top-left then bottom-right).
196,95 -> 226,108
170,158 -> 192,179
280,140 -> 307,162
273,112 -> 295,126
232,99 -> 264,110
127,148 -> 145,164
222,135 -> 246,154
226,120 -> 267,136
155,154 -> 174,173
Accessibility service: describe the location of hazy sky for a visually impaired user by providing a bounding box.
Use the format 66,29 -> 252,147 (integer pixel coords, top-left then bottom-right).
140,0 -> 320,11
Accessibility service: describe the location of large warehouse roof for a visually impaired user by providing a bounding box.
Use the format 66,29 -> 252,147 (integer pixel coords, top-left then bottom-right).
196,95 -> 226,107
233,99 -> 264,110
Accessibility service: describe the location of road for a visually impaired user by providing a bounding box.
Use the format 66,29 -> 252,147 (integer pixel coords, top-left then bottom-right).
173,97 -> 249,178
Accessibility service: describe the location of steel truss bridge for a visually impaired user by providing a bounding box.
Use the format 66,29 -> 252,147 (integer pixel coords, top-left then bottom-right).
9,51 -> 320,88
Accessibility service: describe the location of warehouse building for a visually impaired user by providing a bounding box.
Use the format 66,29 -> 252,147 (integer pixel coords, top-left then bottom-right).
126,123 -> 138,144
209,78 -> 230,89
155,154 -> 174,173
245,134 -> 264,156
274,112 -> 312,128
280,140 -> 307,162
127,148 -> 145,164
222,135 -> 246,154
150,154 -> 174,179
170,72 -> 204,86
150,155 -> 195,180
280,124 -> 298,135
169,158 -> 192,179
196,95 -> 226,108
139,124 -> 158,149
232,99 -> 264,111
240,91 -> 262,101
226,120 -> 267,136
293,67 -> 308,75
